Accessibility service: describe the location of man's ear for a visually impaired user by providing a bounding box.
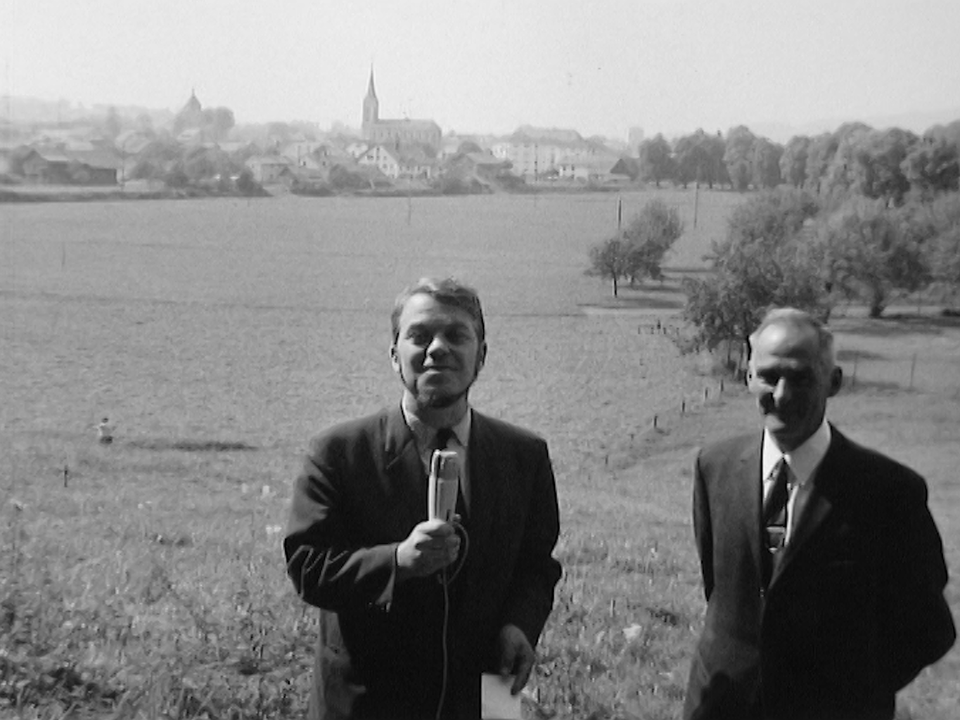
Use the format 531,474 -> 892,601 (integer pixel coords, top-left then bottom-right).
389,343 -> 400,374
476,342 -> 488,373
828,366 -> 843,397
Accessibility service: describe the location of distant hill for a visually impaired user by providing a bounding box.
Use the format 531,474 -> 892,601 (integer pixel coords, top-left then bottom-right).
1,95 -> 174,126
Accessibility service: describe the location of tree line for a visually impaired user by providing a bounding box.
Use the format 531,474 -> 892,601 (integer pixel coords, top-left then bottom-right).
590,118 -> 960,368
638,119 -> 960,197
681,171 -> 960,361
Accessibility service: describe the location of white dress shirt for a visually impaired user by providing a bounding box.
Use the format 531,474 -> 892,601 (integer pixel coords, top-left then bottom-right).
762,420 -> 832,543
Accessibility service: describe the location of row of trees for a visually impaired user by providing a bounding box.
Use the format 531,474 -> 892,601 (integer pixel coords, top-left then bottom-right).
593,116 -> 960,365
638,120 -> 960,197
682,186 -> 960,355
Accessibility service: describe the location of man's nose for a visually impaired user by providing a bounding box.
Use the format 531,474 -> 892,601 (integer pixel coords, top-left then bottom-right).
772,377 -> 791,403
426,334 -> 449,355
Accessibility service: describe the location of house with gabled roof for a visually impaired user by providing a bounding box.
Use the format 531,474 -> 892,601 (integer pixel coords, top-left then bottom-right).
244,154 -> 295,184
21,146 -> 119,185
358,143 -> 437,180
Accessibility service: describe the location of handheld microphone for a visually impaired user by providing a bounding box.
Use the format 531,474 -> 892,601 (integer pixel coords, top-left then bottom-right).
428,449 -> 460,522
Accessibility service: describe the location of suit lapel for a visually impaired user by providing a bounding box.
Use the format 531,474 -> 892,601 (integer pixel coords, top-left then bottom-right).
736,436 -> 765,585
769,427 -> 843,587
382,406 -> 428,527
464,412 -> 502,559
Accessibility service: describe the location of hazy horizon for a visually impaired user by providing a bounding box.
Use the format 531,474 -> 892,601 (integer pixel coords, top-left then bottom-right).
4,0 -> 960,144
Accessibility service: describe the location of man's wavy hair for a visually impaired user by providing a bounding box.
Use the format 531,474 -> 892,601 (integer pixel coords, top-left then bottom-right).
391,277 -> 486,345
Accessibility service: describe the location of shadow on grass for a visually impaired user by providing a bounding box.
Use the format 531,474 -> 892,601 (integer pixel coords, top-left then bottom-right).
580,295 -> 685,311
127,439 -> 257,452
836,349 -> 886,362
841,379 -> 904,394
836,314 -> 960,338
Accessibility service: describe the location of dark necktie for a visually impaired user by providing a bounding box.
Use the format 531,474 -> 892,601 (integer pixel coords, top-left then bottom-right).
762,460 -> 790,584
435,427 -> 454,451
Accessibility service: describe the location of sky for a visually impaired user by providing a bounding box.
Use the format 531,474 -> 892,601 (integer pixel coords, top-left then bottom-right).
3,0 -> 960,143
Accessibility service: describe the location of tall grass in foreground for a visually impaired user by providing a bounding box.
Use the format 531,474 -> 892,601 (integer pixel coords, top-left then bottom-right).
0,436 -> 317,718
4,335 -> 960,719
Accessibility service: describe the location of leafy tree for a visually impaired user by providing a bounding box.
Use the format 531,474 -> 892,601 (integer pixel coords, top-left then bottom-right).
328,164 -> 370,190
920,193 -> 960,303
683,188 -> 827,351
673,129 -> 726,188
751,137 -> 783,189
902,138 -> 959,198
803,132 -> 838,193
851,128 -> 918,204
588,199 -> 684,296
203,107 -> 235,142
164,167 -> 190,188
182,147 -> 239,183
723,126 -> 756,191
820,122 -> 873,198
780,136 -> 810,188
923,119 -> 960,149
702,131 -> 728,188
820,198 -> 930,317
638,134 -> 675,187
674,130 -> 712,188
129,138 -> 183,180
588,237 -> 633,297
621,199 -> 683,282
236,168 -> 263,196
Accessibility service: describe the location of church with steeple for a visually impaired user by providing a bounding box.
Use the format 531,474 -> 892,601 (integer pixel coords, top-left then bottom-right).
361,68 -> 441,151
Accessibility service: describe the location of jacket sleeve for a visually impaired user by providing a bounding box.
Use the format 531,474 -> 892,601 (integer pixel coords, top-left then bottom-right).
692,450 -> 715,601
499,438 -> 562,646
880,469 -> 956,691
283,434 -> 399,612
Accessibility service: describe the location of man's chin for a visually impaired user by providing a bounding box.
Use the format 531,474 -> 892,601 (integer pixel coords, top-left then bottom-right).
416,389 -> 462,409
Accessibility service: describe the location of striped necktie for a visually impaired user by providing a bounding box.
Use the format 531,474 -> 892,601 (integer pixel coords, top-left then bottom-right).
762,459 -> 791,584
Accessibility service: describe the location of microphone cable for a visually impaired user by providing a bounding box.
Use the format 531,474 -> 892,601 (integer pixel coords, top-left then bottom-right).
435,520 -> 469,720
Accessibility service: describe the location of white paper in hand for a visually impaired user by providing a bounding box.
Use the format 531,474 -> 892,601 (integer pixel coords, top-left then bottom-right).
480,673 -> 522,720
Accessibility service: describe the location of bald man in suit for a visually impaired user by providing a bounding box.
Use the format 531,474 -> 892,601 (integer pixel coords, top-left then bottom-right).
684,308 -> 955,720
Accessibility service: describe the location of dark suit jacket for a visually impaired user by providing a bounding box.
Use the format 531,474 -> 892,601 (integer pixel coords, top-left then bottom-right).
284,406 -> 562,720
684,425 -> 955,720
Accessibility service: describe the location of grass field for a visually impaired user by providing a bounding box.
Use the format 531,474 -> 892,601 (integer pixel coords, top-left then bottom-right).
1,189 -> 958,719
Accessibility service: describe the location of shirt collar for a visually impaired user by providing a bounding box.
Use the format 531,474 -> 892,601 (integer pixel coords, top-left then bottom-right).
762,420 -> 832,486
402,404 -> 472,450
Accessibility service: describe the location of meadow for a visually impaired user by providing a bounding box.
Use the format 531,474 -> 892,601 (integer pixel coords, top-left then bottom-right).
1,189 -> 958,719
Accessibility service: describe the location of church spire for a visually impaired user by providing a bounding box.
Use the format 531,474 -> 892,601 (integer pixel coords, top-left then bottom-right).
362,65 -> 379,131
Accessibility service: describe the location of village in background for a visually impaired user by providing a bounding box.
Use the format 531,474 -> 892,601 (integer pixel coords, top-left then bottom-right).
0,73 -> 650,197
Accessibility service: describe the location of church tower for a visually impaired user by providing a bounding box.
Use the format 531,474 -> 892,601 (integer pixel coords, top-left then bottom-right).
362,68 -> 379,137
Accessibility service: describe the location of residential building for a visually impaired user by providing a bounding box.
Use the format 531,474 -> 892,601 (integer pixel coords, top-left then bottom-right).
492,127 -> 616,181
245,155 -> 295,184
358,143 -> 437,180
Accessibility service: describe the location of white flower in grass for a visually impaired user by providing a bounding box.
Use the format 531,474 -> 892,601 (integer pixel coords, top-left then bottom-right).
622,623 -> 644,641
